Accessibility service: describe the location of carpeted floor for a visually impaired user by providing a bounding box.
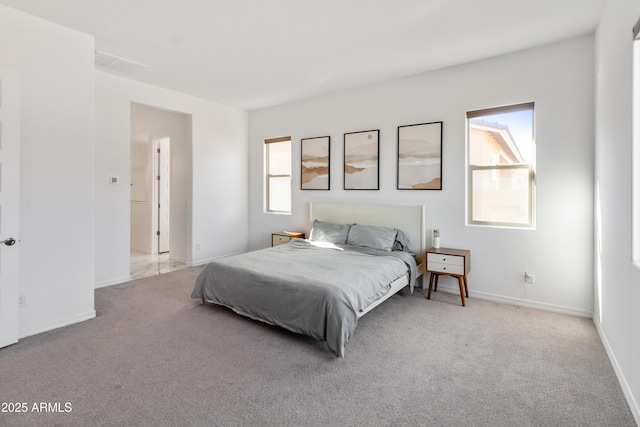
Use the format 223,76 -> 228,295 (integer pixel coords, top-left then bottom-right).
0,267 -> 636,426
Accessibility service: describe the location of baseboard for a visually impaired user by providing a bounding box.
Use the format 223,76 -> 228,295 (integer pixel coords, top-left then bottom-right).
94,275 -> 132,289
432,284 -> 593,318
19,310 -> 96,340
594,319 -> 640,426
130,244 -> 150,254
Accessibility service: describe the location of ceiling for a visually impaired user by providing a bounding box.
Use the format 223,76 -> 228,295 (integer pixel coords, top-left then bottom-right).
0,0 -> 604,110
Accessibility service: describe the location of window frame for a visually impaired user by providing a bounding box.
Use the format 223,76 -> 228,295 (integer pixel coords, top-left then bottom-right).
264,136 -> 292,214
633,22 -> 640,264
466,102 -> 536,229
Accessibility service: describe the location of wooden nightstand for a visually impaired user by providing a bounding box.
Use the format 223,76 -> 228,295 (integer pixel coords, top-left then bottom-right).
271,231 -> 305,247
425,247 -> 471,306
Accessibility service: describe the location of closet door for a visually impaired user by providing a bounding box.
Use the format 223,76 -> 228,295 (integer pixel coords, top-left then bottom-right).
0,67 -> 21,348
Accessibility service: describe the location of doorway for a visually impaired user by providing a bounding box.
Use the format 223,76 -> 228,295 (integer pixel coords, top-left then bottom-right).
130,103 -> 190,279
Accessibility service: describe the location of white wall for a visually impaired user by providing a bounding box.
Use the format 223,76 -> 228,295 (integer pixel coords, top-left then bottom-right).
249,35 -> 595,317
0,5 -> 96,336
594,0 -> 640,423
95,72 -> 249,287
129,106 -> 190,260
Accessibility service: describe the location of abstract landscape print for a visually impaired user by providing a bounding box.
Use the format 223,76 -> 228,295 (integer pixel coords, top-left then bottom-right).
301,136 -> 330,190
344,130 -> 379,190
397,122 -> 442,190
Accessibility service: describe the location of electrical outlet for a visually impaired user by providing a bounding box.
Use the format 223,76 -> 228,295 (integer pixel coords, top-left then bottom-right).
524,271 -> 535,284
18,294 -> 26,307
195,243 -> 201,251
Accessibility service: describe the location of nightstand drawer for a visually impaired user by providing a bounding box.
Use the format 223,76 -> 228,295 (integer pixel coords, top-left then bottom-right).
272,234 -> 292,246
427,261 -> 465,275
271,231 -> 305,247
427,253 -> 465,266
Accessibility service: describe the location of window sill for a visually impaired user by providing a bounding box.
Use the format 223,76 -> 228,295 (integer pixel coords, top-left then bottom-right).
265,211 -> 291,216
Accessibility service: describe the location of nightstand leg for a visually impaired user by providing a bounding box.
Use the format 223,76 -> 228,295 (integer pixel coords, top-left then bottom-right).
427,273 -> 435,299
463,275 -> 469,297
434,274 -> 439,292
458,276 -> 466,307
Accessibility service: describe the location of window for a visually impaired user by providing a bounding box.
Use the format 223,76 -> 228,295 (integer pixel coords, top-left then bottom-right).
467,103 -> 535,228
265,136 -> 291,213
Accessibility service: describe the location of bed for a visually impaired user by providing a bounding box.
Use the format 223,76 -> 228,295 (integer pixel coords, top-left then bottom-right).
192,202 -> 425,357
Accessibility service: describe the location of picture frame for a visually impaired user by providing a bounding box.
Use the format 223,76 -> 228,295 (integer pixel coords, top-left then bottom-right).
344,129 -> 379,190
397,121 -> 443,190
301,136 -> 330,190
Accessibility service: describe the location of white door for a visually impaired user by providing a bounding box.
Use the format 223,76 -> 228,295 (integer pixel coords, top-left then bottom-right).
0,67 -> 21,348
156,138 -> 170,253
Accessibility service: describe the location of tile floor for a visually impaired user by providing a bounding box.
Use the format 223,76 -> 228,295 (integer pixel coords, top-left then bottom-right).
130,250 -> 187,280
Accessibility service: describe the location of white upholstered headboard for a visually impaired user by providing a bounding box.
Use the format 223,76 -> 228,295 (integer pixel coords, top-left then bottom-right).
309,202 -> 426,270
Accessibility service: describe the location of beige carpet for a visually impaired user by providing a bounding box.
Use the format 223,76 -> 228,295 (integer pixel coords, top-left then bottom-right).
0,266 -> 635,426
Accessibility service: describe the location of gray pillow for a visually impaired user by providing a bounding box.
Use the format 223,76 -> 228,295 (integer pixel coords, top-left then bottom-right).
309,220 -> 351,244
392,229 -> 411,252
347,224 -> 397,251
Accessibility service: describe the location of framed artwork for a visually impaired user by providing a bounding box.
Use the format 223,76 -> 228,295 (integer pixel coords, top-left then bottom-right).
344,129 -> 379,190
301,136 -> 330,190
397,121 -> 443,190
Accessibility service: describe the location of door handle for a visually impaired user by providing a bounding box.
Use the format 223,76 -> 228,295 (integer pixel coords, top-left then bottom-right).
1,238 -> 16,246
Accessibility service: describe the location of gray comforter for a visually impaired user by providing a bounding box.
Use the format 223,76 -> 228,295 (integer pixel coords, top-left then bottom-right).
192,239 -> 417,357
